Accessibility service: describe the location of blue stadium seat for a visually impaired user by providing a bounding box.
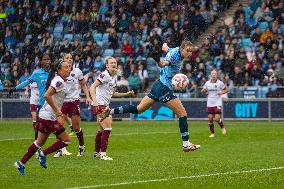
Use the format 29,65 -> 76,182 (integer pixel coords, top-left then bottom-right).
242,38 -> 252,51
53,32 -> 62,39
53,25 -> 63,33
97,41 -> 103,47
63,34 -> 73,41
281,24 -> 284,34
103,49 -> 114,57
25,34 -> 32,40
102,33 -> 109,40
93,33 -> 103,41
114,49 -> 121,57
259,22 -> 269,32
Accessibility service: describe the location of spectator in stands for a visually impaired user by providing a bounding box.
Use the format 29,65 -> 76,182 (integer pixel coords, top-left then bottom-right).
232,66 -> 244,86
138,63 -> 148,92
121,40 -> 133,58
108,28 -> 119,49
4,30 -> 16,48
41,32 -> 53,50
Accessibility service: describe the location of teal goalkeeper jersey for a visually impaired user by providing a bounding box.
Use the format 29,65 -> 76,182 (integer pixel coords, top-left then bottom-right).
15,69 -> 49,106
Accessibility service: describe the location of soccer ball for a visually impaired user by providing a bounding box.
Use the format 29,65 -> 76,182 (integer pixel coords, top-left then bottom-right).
172,73 -> 189,90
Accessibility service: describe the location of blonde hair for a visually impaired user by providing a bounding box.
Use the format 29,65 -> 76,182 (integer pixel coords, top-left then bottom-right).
180,40 -> 193,49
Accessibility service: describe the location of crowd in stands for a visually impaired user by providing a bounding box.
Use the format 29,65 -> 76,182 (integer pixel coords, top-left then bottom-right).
0,0 -> 283,98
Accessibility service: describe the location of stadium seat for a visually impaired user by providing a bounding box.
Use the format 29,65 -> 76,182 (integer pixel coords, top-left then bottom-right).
242,38 -> 252,51
63,34 -> 73,41
96,41 -> 104,47
53,32 -> 62,39
114,49 -> 121,57
281,24 -> 284,34
53,25 -> 63,33
102,33 -> 109,40
25,34 -> 32,40
259,22 -> 269,32
103,49 -> 114,57
93,33 -> 103,41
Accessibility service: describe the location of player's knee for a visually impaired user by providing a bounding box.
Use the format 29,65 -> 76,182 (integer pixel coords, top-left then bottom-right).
63,140 -> 72,145
74,127 -> 81,133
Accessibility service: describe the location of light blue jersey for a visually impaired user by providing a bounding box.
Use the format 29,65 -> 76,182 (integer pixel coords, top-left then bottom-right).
15,69 -> 49,106
159,47 -> 182,89
0,80 -> 3,90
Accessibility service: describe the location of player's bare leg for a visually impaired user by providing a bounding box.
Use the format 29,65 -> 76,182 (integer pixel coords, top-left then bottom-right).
101,96 -> 155,121
208,114 -> 215,138
71,115 -> 85,156
215,114 -> 226,135
98,117 -> 113,160
165,98 -> 200,152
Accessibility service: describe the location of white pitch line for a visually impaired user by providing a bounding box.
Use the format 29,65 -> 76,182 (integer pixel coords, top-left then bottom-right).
66,166 -> 284,189
0,131 -> 176,142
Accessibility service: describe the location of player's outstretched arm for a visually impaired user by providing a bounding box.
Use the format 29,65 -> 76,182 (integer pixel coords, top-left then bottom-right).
15,72 -> 36,90
112,90 -> 135,98
157,61 -> 170,68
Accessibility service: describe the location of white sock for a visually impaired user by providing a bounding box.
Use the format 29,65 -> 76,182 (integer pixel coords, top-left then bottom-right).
101,152 -> 106,156
61,147 -> 67,152
183,141 -> 191,147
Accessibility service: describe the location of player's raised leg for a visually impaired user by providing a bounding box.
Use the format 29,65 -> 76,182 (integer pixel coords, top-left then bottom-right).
108,95 -> 155,116
165,98 -> 200,152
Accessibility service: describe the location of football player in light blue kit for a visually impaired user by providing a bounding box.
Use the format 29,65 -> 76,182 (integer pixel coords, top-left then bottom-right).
15,54 -> 51,139
102,40 -> 200,152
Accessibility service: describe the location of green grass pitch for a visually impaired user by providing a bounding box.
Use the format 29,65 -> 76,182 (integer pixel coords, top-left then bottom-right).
0,120 -> 284,189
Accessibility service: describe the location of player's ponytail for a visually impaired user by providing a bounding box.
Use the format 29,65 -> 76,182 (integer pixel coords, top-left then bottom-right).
45,59 -> 63,91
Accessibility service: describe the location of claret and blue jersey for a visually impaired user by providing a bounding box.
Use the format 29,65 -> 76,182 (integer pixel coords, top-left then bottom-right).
15,69 -> 49,106
159,47 -> 182,90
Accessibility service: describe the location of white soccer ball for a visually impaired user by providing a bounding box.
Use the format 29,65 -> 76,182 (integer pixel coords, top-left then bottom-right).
172,73 -> 189,90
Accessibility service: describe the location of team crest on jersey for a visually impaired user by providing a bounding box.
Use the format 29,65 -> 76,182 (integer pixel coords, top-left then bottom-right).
56,81 -> 63,87
71,73 -> 75,77
100,74 -> 105,79
170,57 -> 175,61
215,85 -> 217,88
